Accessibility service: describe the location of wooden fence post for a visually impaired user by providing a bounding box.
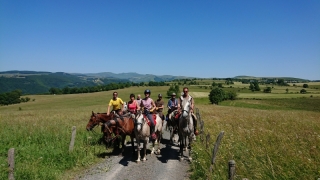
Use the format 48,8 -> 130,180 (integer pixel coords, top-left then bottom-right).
8,148 -> 15,180
200,120 -> 205,142
228,160 -> 236,180
206,133 -> 210,149
69,126 -> 76,152
210,131 -> 225,172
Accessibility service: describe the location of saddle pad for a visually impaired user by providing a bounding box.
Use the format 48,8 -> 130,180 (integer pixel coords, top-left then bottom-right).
143,114 -> 157,126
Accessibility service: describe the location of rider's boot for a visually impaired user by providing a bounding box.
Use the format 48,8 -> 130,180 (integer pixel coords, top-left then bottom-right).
150,125 -> 156,140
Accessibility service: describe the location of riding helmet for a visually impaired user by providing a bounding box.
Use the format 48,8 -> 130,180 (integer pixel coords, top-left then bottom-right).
144,89 -> 151,94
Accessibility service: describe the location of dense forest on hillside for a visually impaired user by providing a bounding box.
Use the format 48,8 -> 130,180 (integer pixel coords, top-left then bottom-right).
0,72 -> 129,95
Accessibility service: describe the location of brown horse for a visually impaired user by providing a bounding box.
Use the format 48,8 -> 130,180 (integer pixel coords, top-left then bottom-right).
86,111 -> 119,147
102,113 -> 136,156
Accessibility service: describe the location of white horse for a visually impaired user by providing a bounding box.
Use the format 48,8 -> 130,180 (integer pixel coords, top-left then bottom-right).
134,111 -> 162,162
178,100 -> 194,161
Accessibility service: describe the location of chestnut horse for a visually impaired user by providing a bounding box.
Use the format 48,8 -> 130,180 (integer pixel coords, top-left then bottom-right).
102,113 -> 135,156
86,111 -> 134,155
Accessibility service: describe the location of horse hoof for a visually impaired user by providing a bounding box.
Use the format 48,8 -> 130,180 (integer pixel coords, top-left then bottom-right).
179,157 -> 183,161
136,159 -> 140,163
188,157 -> 192,162
142,158 -> 146,161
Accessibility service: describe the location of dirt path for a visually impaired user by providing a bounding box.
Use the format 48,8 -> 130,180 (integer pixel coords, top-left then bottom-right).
75,122 -> 191,180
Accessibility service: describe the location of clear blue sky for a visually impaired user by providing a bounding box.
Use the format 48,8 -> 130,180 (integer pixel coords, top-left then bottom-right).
1,0 -> 319,80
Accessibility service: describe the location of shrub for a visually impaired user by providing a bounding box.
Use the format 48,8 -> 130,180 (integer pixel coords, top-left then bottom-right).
300,89 -> 307,94
263,87 -> 272,93
208,88 -> 225,104
225,91 -> 238,100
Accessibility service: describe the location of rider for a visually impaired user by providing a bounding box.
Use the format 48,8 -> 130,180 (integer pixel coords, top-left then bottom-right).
107,91 -> 124,116
154,93 -> 165,121
127,93 -> 140,114
136,94 -> 142,107
167,92 -> 178,120
178,87 -> 198,135
140,89 -> 157,139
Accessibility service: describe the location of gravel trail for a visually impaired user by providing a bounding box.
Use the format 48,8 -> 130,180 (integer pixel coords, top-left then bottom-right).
76,122 -> 191,180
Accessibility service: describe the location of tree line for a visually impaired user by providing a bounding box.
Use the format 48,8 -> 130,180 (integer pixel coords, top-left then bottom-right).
48,81 -> 167,95
0,90 -> 32,106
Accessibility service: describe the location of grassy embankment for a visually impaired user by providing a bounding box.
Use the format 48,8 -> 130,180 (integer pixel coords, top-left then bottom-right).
189,82 -> 320,179
1,83 -> 320,179
0,86 -> 170,180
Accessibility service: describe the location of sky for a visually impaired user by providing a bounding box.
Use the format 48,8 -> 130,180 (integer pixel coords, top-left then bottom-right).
0,0 -> 319,80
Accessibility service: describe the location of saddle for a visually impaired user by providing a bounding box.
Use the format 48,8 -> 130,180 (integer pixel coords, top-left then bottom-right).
143,114 -> 157,126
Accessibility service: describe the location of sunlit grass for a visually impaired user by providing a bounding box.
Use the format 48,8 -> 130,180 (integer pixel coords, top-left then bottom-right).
1,85 -> 320,179
191,105 -> 320,179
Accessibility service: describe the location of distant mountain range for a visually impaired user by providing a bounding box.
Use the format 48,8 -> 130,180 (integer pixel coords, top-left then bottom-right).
0,71 -> 191,94
0,70 -> 312,95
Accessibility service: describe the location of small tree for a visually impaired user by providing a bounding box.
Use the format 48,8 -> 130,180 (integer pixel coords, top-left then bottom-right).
167,85 -> 180,97
208,88 -> 225,105
303,84 -> 309,88
225,91 -> 238,100
300,89 -> 307,94
286,88 -> 289,93
263,87 -> 272,93
249,81 -> 260,92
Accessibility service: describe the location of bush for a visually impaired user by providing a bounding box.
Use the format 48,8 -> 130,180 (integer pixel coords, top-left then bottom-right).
263,87 -> 272,93
225,91 -> 238,100
303,84 -> 309,88
208,88 -> 225,104
300,89 -> 307,94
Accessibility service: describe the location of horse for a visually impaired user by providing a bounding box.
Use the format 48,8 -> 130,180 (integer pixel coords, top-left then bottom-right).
178,100 -> 195,161
102,112 -> 135,156
134,111 -> 162,162
167,109 -> 180,144
86,111 -> 121,148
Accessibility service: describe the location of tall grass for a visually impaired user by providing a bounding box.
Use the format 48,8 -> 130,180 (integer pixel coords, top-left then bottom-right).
190,104 -> 320,179
0,86 -> 172,179
1,86 -> 320,179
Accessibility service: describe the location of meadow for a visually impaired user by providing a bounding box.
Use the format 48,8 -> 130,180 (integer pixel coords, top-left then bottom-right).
1,83 -> 320,179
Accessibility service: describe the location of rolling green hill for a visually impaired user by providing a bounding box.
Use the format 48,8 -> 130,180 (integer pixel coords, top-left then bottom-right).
0,71 -> 129,95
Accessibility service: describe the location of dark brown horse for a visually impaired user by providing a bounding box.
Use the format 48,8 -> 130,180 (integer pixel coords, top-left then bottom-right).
103,113 -> 135,156
86,111 -> 119,148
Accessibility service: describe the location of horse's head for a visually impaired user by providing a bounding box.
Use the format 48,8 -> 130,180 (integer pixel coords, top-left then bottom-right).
86,111 -> 113,131
86,111 -> 100,131
181,100 -> 191,118
135,110 -> 144,132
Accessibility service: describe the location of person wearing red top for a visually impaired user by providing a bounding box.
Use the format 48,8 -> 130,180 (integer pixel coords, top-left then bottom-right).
127,94 -> 140,114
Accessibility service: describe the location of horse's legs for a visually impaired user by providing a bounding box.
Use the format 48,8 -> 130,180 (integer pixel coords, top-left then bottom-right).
188,136 -> 193,161
120,134 -> 126,156
136,138 -> 141,162
169,126 -> 174,144
142,139 -> 147,161
130,135 -> 135,156
184,137 -> 187,151
151,139 -> 155,155
179,133 -> 184,161
156,131 -> 161,155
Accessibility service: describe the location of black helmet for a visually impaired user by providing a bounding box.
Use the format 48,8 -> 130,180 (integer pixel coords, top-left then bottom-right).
144,89 -> 151,94
158,94 -> 162,97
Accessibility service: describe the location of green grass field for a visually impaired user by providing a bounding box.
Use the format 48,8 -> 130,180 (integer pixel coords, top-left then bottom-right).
1,85 -> 320,179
